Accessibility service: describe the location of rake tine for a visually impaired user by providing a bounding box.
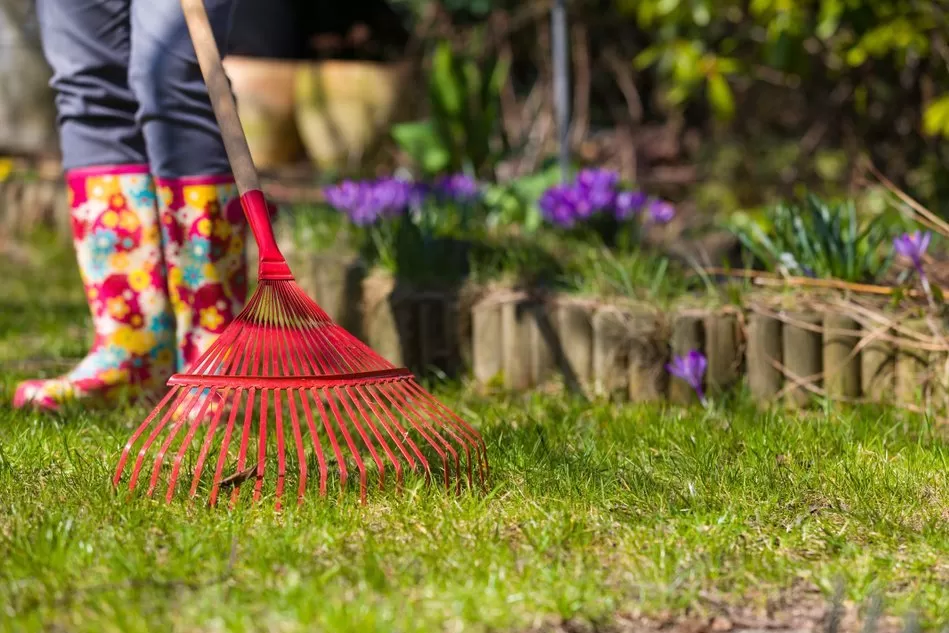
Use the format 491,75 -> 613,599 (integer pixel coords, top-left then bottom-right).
274,283 -> 321,373
191,287 -> 263,375
208,389 -> 244,506
313,389 -> 347,493
114,387 -> 178,487
407,382 -> 481,488
375,384 -> 443,487
192,388 -> 237,500
165,390 -> 220,502
336,386 -> 389,491
275,289 -> 306,378
286,390 -> 308,503
348,386 -> 405,489
270,291 -> 299,509
362,384 -> 429,477
409,382 -> 489,483
401,382 -> 476,490
146,388 -> 210,498
354,385 -> 418,484
326,387 -> 368,503
273,389 -> 287,509
299,390 -> 329,496
230,387 -> 257,508
387,383 -> 458,491
127,387 -> 191,492
253,388 -> 269,503
281,284 -> 343,366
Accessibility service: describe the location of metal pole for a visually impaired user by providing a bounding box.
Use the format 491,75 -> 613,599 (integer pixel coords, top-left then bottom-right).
551,0 -> 570,183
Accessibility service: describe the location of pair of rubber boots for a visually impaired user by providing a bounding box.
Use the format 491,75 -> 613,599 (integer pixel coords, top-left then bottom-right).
13,165 -> 248,412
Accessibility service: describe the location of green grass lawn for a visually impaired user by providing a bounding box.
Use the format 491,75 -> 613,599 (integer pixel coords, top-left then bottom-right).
2,239 -> 949,632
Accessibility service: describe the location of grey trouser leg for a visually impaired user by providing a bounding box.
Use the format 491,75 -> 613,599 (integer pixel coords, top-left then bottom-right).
36,0 -> 234,177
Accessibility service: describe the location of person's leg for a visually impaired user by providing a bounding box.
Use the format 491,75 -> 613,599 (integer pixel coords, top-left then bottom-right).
36,0 -> 145,169
129,0 -> 247,370
15,0 -> 175,411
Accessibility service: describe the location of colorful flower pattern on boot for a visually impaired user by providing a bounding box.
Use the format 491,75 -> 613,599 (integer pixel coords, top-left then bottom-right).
158,176 -> 248,370
13,165 -> 176,411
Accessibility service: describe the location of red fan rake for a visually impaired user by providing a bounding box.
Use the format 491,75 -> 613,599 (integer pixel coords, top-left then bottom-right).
111,0 -> 488,507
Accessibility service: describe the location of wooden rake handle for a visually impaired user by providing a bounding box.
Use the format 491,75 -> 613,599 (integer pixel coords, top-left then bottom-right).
180,0 -> 258,193
180,0 -> 292,280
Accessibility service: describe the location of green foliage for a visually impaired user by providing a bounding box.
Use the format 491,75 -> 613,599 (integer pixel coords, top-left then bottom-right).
287,203 -> 351,254
563,245 -> 682,300
467,232 -> 566,285
439,0 -> 494,17
727,194 -> 896,283
390,122 -> 452,175
622,0 -> 949,136
295,189 -> 562,285
359,195 -> 486,283
481,162 -> 563,232
364,217 -> 473,283
392,41 -> 509,178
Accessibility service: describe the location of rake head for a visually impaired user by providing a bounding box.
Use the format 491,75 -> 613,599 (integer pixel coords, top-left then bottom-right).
113,275 -> 489,508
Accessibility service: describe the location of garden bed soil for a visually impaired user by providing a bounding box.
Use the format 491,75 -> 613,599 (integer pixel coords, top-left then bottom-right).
526,585 -> 905,633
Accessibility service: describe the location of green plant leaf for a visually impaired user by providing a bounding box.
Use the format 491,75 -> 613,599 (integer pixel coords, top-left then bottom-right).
391,120 -> 451,175
846,46 -> 868,67
430,42 -> 464,118
633,46 -> 662,70
816,0 -> 843,40
923,96 -> 949,137
707,73 -> 735,119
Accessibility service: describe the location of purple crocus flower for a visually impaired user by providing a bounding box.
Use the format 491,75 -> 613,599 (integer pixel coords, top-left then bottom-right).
407,181 -> 430,208
323,180 -> 365,212
893,231 -> 930,270
324,180 -> 381,225
666,350 -> 708,404
540,172 -> 618,227
368,177 -> 416,219
540,168 -> 671,228
434,173 -> 480,203
615,190 -> 647,220
539,184 -> 580,228
894,230 -> 935,306
576,168 -> 619,212
647,199 -> 676,224
324,177 -> 422,225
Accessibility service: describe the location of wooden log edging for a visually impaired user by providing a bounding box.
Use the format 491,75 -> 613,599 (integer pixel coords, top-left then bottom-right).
278,236 -> 949,410
746,306 -> 783,403
0,177 -> 70,239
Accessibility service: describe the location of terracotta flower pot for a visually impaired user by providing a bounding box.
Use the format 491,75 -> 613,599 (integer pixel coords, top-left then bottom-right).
293,60 -> 414,171
223,56 -> 303,170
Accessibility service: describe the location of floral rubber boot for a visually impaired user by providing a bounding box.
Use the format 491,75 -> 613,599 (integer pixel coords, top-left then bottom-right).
158,176 -> 247,421
13,165 -> 177,411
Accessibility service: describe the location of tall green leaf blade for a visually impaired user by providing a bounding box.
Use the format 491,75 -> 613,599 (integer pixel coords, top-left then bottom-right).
431,42 -> 464,118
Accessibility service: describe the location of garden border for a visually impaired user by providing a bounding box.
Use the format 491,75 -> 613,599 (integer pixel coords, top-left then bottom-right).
278,228 -> 949,412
